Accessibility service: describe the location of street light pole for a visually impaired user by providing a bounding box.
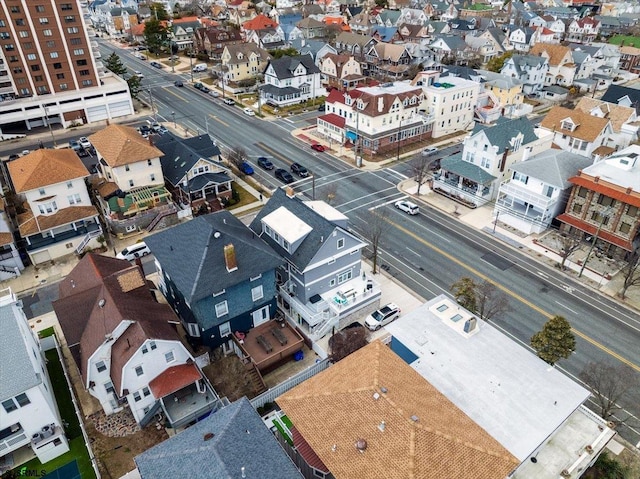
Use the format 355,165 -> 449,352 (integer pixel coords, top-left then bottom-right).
578,207 -> 613,278
396,116 -> 403,163
148,89 -> 156,121
172,111 -> 176,128
44,106 -> 57,147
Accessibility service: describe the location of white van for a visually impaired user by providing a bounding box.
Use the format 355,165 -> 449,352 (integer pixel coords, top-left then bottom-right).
116,242 -> 150,261
192,63 -> 207,72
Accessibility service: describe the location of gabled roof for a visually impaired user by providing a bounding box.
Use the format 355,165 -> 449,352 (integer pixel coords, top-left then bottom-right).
601,85 -> 640,108
146,211 -> 283,304
148,363 -> 201,398
8,149 -> 89,193
89,125 -> 164,168
540,106 -> 610,142
441,155 -> 497,184
277,341 -> 519,479
53,254 -> 181,384
297,16 -> 325,29
223,42 -> 271,64
0,301 -> 41,401
266,54 -> 320,79
242,13 -> 277,30
574,97 -> 636,134
431,34 -> 466,51
335,31 -> 375,47
154,132 -> 226,186
471,117 -> 538,154
510,149 -> 592,189
529,42 -> 572,66
17,205 -> 98,237
135,397 -> 303,479
505,54 -> 548,75
250,188 -> 352,271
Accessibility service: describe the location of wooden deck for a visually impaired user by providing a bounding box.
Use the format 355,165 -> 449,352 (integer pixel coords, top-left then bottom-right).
236,320 -> 304,372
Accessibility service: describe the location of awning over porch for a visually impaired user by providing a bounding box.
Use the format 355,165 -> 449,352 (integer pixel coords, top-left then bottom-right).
318,113 -> 346,128
187,172 -> 232,190
261,84 -> 300,97
149,363 -> 202,398
441,156 -> 497,184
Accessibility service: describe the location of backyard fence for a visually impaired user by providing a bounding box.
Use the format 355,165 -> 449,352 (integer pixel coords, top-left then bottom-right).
250,358 -> 331,410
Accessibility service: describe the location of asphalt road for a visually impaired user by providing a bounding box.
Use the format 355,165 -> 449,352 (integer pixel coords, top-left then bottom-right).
5,39 -> 639,445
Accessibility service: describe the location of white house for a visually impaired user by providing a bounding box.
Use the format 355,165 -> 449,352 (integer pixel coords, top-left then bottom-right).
413,71 -> 480,138
530,43 -> 576,88
501,54 -> 550,95
0,198 -> 25,281
433,117 -> 552,207
7,149 -> 102,266
0,289 -> 70,465
260,54 -> 324,107
494,150 -> 592,234
53,254 -> 219,429
575,97 -> 639,148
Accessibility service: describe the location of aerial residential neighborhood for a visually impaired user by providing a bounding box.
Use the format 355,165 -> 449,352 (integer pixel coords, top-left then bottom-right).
0,0 -> 640,478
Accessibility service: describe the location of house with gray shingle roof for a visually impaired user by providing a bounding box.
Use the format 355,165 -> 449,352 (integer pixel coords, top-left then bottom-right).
501,54 -> 549,95
494,150 -> 592,234
53,254 -> 216,429
261,54 -> 323,107
433,117 -> 552,207
135,397 -> 304,479
146,211 -> 284,350
249,188 -> 379,342
153,133 -> 231,214
0,290 -> 70,464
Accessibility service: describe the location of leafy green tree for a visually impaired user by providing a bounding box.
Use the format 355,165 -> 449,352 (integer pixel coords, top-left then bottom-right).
268,48 -> 299,59
150,2 -> 170,21
450,277 -> 477,312
587,452 -> 629,479
143,18 -> 169,54
530,315 -> 576,365
486,51 -> 514,73
127,76 -> 141,99
104,52 -> 127,77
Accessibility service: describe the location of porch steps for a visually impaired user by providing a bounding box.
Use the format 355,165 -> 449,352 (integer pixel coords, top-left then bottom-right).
75,228 -> 102,254
245,362 -> 267,397
0,264 -> 18,276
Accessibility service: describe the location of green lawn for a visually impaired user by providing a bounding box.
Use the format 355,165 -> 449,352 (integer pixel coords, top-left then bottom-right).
609,35 -> 640,47
273,415 -> 293,446
38,327 -> 55,339
18,437 -> 96,479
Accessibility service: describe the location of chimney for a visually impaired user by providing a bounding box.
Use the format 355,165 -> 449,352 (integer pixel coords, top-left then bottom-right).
224,244 -> 238,272
286,186 -> 295,198
499,147 -> 509,173
378,97 -> 384,112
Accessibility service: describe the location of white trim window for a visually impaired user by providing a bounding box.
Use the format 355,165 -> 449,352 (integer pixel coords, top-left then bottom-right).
219,321 -> 231,337
337,238 -> 345,249
164,351 -> 175,363
186,322 -> 201,337
251,285 -> 264,301
215,300 -> 229,317
337,269 -> 352,284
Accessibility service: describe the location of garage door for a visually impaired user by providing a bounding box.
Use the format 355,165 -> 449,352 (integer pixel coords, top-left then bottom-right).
86,105 -> 108,122
31,249 -> 51,265
108,100 -> 132,118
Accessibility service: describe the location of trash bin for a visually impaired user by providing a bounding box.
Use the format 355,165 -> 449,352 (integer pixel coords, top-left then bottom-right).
293,350 -> 304,361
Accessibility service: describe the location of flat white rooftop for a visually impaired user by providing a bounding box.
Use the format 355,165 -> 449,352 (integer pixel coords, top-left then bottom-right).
424,76 -> 480,92
358,82 -> 422,96
385,294 -> 590,462
585,145 -> 640,191
303,201 -> 348,223
261,206 -> 312,244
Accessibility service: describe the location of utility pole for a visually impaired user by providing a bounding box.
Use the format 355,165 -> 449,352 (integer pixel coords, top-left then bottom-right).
578,207 -> 613,278
189,54 -> 194,83
44,106 -> 57,147
354,108 -> 360,166
148,89 -> 156,121
396,116 -> 403,163
172,111 -> 176,128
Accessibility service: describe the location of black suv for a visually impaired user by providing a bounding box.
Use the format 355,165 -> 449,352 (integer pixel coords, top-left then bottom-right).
257,157 -> 274,170
291,162 -> 309,177
275,168 -> 294,184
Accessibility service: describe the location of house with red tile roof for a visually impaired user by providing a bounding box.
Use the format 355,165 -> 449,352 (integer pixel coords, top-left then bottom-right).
53,254 -> 220,428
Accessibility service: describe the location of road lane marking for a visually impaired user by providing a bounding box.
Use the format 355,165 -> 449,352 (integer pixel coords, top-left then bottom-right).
537,272 -> 548,279
554,301 -> 578,315
209,114 -> 229,127
163,88 -> 189,103
256,142 -> 294,165
386,168 -> 409,180
386,216 -> 640,373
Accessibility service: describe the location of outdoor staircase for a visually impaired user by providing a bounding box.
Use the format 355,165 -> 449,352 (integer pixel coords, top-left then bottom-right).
147,205 -> 178,232
0,264 -> 18,276
75,229 -> 102,254
245,362 -> 267,396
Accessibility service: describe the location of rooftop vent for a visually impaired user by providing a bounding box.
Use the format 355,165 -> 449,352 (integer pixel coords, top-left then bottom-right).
203,432 -> 215,441
214,231 -> 221,238
373,392 -> 380,400
410,415 -> 419,422
380,386 -> 388,394
378,421 -> 386,432
98,299 -> 106,308
355,438 -> 367,453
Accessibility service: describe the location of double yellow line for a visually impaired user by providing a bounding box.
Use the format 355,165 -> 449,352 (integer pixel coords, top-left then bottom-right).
387,217 -> 640,373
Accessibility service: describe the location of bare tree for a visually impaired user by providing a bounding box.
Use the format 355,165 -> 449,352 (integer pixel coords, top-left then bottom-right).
476,280 -> 511,322
412,156 -> 431,196
620,250 -> 640,299
360,208 -> 389,274
319,182 -> 339,205
328,326 -> 369,362
557,231 -> 583,271
227,146 -> 247,173
579,361 -> 640,425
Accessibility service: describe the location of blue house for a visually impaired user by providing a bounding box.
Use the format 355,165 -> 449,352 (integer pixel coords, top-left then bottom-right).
146,211 -> 283,350
135,397 -> 303,479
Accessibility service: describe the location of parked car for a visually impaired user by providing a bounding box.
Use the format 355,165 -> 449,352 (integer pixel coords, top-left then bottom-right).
239,161 -> 254,175
69,140 -> 82,151
223,98 -> 235,106
116,242 -> 151,261
275,168 -> 294,184
193,82 -> 204,90
394,200 -> 419,215
134,71 -> 144,79
243,108 -> 255,116
201,87 -> 210,94
364,303 -> 401,331
422,146 -> 438,156
290,162 -> 309,177
317,104 -> 326,112
174,80 -> 184,87
150,61 -> 162,69
138,125 -> 151,138
78,137 -> 91,149
209,90 -> 220,98
257,157 -> 274,170
8,154 -> 20,161
311,143 -> 326,152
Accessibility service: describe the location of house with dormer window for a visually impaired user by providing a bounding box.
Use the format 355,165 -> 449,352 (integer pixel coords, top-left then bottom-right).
433,117 -> 551,207
154,133 -> 232,214
365,42 -> 412,79
506,26 -> 536,52
529,43 -> 576,88
169,17 -> 202,51
250,188 -> 380,344
539,106 -> 613,158
575,97 -> 639,148
221,44 -> 271,83
319,53 -> 364,90
260,54 -> 323,107
501,54 -> 549,95
195,28 -> 243,60
89,125 -> 174,235
566,17 -> 600,44
8,149 -> 102,266
146,211 -> 283,351
53,254 -> 219,429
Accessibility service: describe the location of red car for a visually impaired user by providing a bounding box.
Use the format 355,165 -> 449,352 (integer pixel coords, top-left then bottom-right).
311,143 -> 326,152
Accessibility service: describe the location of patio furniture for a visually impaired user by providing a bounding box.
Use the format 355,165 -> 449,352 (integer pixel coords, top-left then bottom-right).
271,327 -> 288,346
257,334 -> 273,353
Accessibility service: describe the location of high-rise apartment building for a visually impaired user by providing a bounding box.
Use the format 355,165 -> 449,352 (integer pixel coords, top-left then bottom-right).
0,0 -> 133,139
